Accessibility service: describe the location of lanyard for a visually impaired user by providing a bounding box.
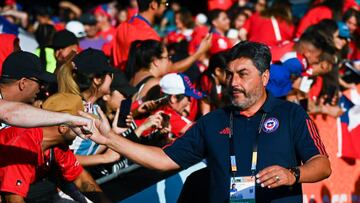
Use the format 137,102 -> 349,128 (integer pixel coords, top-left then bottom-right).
229,111 -> 267,176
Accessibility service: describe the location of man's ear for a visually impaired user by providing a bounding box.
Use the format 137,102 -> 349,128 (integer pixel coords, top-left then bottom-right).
93,77 -> 103,86
17,77 -> 29,91
261,69 -> 270,86
212,19 -> 218,28
169,95 -> 177,104
58,125 -> 69,134
214,67 -> 222,77
152,58 -> 160,68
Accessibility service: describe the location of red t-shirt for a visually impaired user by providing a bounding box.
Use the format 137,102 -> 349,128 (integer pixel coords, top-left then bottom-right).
295,6 -> 332,38
308,76 -> 323,101
0,127 -> 83,197
188,25 -> 210,55
210,31 -> 233,55
0,34 -> 17,76
208,0 -> 234,11
344,0 -> 360,12
160,106 -> 192,138
127,7 -> 138,20
111,15 -> 161,70
242,13 -> 294,47
97,26 -> 116,42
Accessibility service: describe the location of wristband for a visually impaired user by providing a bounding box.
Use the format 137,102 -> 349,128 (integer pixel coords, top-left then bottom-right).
288,167 -> 300,185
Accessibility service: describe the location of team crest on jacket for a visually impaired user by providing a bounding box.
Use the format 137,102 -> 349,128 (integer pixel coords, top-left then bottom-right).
262,118 -> 279,133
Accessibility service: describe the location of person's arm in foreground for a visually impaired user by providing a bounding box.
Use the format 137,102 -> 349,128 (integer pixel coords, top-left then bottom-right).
256,154 -> 331,188
92,129 -> 180,171
73,170 -> 111,203
78,110 -> 180,171
0,100 -> 91,128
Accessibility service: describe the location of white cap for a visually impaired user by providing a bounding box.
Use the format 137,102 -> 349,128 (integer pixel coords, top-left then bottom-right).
66,21 -> 86,38
159,73 -> 205,99
196,13 -> 207,25
160,73 -> 185,95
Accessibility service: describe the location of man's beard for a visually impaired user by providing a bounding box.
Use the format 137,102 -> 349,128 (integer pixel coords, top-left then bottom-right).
228,85 -> 263,110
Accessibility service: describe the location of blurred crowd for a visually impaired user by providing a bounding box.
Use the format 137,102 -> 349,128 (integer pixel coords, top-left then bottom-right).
0,0 -> 359,202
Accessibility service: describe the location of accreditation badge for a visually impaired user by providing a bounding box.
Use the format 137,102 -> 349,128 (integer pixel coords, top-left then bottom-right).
229,176 -> 255,203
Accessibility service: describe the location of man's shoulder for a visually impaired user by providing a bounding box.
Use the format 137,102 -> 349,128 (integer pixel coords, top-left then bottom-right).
116,20 -> 160,41
0,127 -> 42,145
270,98 -> 307,118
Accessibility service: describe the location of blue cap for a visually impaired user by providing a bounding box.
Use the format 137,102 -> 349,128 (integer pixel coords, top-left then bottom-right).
337,21 -> 351,39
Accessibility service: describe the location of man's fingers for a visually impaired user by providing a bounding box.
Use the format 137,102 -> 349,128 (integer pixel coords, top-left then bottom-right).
96,106 -> 107,121
259,175 -> 280,188
256,170 -> 277,184
256,166 -> 278,178
112,108 -> 120,127
79,111 -> 94,119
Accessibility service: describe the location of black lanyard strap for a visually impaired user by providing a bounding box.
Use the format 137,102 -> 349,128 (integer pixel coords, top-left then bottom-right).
229,111 -> 267,175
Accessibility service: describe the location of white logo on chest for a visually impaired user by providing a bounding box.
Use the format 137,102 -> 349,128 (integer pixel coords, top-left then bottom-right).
262,117 -> 279,133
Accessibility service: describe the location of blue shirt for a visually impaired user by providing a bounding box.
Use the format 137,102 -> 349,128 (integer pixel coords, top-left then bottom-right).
267,57 -> 303,97
70,102 -> 101,155
164,93 -> 326,203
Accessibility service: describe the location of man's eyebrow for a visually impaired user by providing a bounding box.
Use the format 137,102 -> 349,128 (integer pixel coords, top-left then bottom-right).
237,68 -> 249,73
226,67 -> 249,73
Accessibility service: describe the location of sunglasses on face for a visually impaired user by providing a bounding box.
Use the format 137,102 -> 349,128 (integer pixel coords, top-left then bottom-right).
26,77 -> 43,85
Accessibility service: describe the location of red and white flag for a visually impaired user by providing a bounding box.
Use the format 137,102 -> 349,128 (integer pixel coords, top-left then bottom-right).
337,85 -> 360,159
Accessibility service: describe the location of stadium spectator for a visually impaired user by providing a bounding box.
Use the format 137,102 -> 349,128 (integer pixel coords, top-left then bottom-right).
208,9 -> 232,55
34,24 -> 57,73
51,29 -> 79,70
0,93 -> 110,203
111,0 -> 166,69
239,0 -> 294,47
79,13 -> 107,51
296,0 -> 345,38
94,4 -> 116,43
57,48 -> 116,166
198,51 -> 231,115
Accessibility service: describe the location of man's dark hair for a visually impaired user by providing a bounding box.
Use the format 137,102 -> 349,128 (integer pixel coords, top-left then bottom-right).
137,0 -> 162,13
226,41 -> 271,73
208,9 -> 224,25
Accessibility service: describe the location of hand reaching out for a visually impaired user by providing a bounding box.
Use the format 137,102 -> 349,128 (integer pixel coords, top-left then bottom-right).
78,111 -> 110,145
96,106 -> 112,135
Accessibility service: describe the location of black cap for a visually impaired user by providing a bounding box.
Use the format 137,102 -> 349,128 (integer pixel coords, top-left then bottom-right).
52,30 -> 78,49
111,69 -> 137,97
73,48 -> 115,75
79,13 -> 97,25
1,51 -> 56,83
